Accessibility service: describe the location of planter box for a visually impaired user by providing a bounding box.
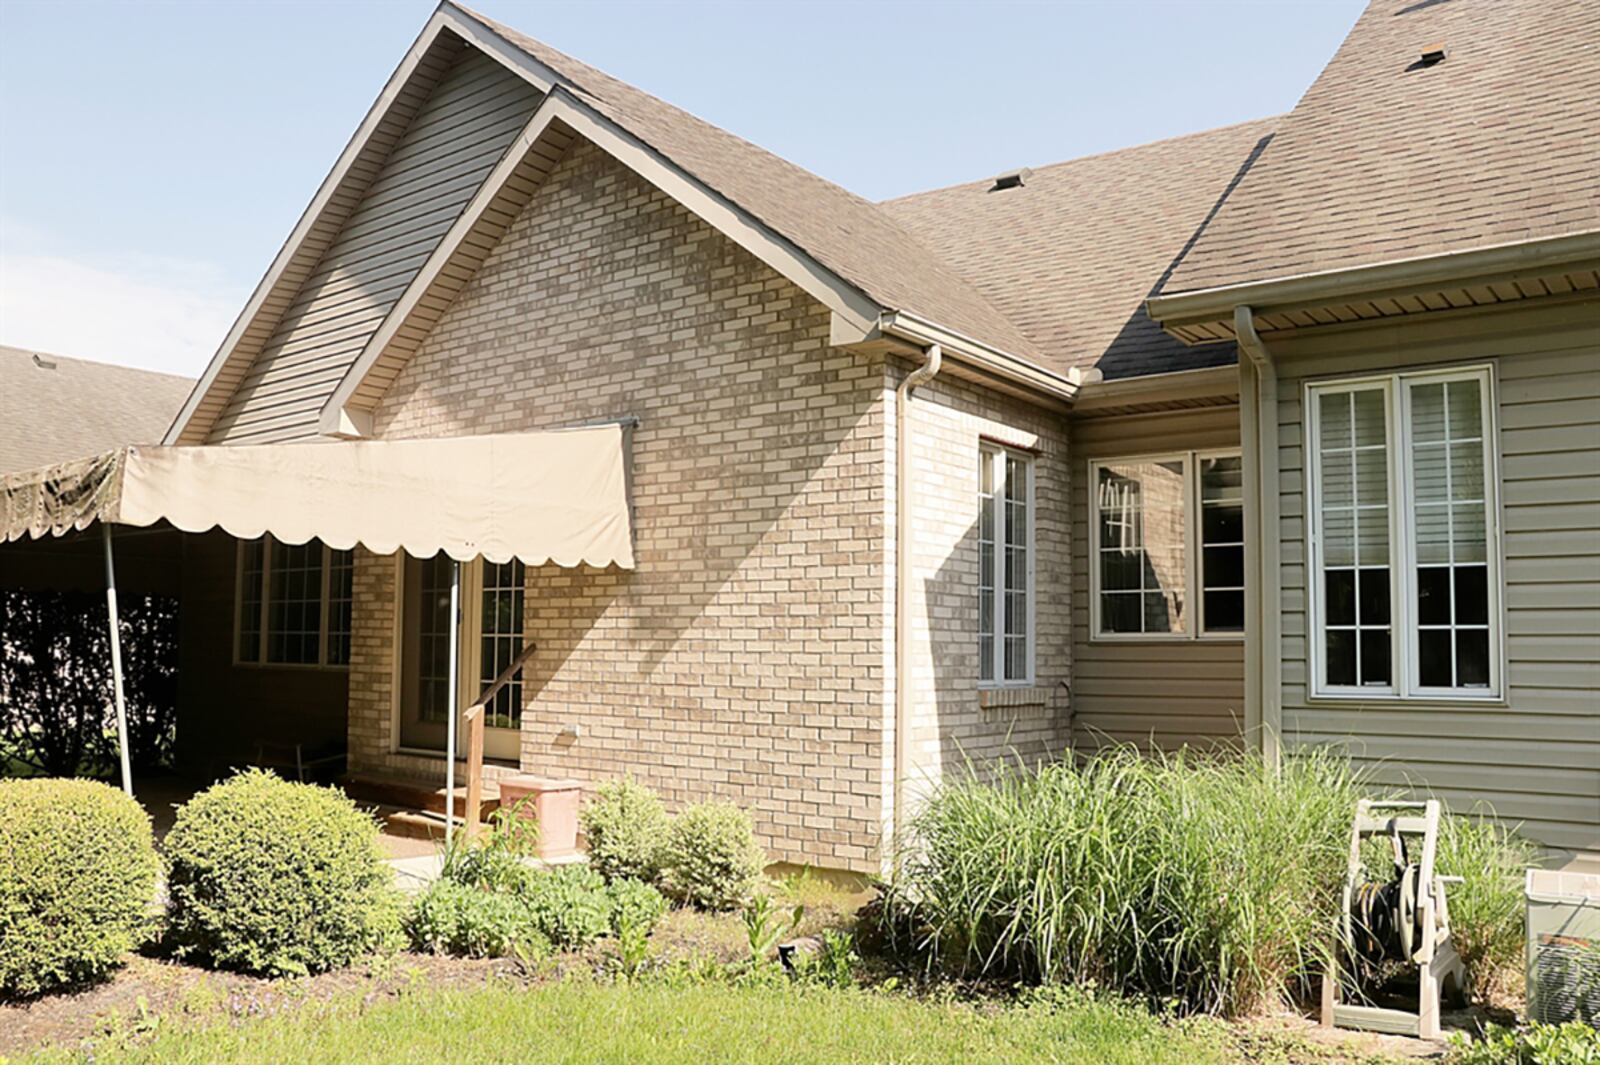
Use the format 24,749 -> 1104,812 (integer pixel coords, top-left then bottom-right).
497,775 -> 583,860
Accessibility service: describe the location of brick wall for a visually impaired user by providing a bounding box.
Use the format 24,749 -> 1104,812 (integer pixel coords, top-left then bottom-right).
889,361 -> 1073,823
350,139 -> 887,869
344,136 -> 1072,871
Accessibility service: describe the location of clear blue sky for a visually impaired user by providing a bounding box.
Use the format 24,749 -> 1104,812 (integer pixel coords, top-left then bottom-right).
0,0 -> 1364,377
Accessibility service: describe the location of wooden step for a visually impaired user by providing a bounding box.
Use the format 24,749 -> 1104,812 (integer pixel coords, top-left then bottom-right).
342,772 -> 500,821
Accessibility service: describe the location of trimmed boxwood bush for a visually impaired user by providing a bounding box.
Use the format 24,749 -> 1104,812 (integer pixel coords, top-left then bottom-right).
164,769 -> 401,977
660,801 -> 766,911
0,778 -> 160,997
580,777 -> 670,883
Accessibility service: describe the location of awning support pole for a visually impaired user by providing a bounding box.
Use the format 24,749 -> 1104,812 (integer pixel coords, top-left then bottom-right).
444,559 -> 461,847
101,525 -> 133,797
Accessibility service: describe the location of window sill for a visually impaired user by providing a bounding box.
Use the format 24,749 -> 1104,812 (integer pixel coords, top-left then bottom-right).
1087,633 -> 1245,645
978,686 -> 1054,710
1303,689 -> 1507,709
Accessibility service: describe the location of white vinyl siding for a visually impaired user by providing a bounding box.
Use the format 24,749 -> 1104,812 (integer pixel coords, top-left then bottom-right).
978,446 -> 1034,686
234,536 -> 354,667
1305,366 -> 1501,700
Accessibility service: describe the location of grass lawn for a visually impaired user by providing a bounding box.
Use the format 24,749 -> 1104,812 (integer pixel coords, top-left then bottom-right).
20,980 -> 1242,1065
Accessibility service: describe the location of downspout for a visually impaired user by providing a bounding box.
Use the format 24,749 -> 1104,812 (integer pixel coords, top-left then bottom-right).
1233,306 -> 1281,769
893,343 -> 942,847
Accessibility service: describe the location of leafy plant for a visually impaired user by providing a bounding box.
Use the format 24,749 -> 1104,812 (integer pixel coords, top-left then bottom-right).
406,879 -> 549,960
0,590 -> 177,776
742,894 -> 804,968
660,801 -> 766,911
440,799 -> 540,892
1447,1021 -> 1600,1065
521,865 -> 613,950
580,777 -> 670,883
0,778 -> 161,997
793,929 -> 859,989
606,879 -> 666,979
164,769 -> 402,977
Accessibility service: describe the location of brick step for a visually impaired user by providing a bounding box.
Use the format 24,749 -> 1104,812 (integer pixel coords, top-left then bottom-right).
342,771 -> 500,821
375,805 -> 450,842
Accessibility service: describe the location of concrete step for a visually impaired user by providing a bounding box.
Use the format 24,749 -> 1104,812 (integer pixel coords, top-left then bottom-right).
342,771 -> 500,822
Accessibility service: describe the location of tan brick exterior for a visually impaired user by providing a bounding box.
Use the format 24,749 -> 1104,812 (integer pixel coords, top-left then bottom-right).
344,138 -> 1071,871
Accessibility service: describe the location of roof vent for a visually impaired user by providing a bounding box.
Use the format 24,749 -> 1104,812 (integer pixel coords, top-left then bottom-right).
30,352 -> 57,370
1417,42 -> 1446,66
990,167 -> 1031,192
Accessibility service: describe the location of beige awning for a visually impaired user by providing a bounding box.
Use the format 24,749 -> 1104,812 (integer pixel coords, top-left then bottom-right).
1,425 -> 634,568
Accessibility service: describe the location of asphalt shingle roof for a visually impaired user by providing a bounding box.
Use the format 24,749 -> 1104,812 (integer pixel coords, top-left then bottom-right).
881,119 -> 1279,379
0,346 -> 192,475
456,3 -> 1043,365
1162,0 -> 1600,295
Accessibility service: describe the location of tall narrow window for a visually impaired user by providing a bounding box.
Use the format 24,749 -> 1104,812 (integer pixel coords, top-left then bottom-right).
478,560 -> 526,729
1307,367 -> 1500,699
1405,376 -> 1492,691
1094,458 -> 1188,635
326,548 -> 355,667
1199,456 -> 1245,632
978,446 -> 1033,685
1314,387 -> 1392,688
235,536 -> 351,667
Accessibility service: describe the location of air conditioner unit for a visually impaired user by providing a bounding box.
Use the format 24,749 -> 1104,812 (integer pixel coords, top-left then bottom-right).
1525,868 -> 1600,1025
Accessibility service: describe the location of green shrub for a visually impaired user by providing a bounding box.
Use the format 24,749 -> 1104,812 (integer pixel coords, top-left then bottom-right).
660,801 -> 766,911
1436,809 -> 1540,1004
1447,1021 -> 1600,1065
581,777 -> 669,883
879,747 -> 1365,1016
607,877 -> 668,935
0,778 -> 160,996
164,769 -> 402,977
407,880 -> 550,960
522,864 -> 613,950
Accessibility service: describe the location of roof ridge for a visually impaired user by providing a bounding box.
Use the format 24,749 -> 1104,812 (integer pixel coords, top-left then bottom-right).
0,344 -> 194,383
446,2 -> 1045,362
881,114 -> 1283,205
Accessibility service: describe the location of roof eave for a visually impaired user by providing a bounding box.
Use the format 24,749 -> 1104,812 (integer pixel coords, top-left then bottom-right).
1147,231 -> 1600,341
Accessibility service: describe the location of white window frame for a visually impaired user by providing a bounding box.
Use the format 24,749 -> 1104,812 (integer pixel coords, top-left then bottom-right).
233,535 -> 352,669
1304,365 -> 1503,702
1088,449 -> 1244,642
978,444 -> 1036,688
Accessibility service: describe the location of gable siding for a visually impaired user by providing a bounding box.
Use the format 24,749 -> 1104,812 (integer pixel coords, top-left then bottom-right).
207,49 -> 542,444
1069,404 -> 1248,750
1273,299 -> 1600,858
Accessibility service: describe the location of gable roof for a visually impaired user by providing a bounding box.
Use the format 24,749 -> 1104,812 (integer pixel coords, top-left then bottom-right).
1161,0 -> 1600,297
451,4 -> 1040,363
169,4 -> 1056,445
880,118 -> 1278,379
0,346 -> 192,475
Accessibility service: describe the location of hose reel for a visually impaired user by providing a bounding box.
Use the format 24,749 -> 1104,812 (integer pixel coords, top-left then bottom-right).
1323,799 -> 1467,1041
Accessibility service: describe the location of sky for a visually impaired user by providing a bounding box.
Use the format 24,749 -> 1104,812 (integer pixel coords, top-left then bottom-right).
0,0 -> 1365,379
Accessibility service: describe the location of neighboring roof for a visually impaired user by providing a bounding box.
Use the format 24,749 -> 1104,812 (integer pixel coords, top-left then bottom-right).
0,346 -> 192,475
1162,0 -> 1600,297
881,119 -> 1278,379
451,4 -> 1040,362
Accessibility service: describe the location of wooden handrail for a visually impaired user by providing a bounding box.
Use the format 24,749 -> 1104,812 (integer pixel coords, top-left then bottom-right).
462,640 -> 537,840
469,640 -> 539,714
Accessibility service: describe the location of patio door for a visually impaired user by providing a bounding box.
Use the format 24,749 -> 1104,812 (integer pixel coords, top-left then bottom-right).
397,555 -> 526,762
